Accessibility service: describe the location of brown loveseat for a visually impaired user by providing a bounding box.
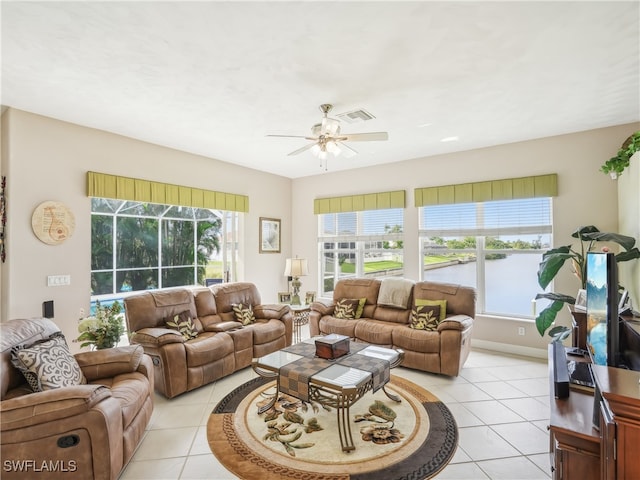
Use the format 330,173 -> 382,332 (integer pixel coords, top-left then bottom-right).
124,282 -> 293,398
309,278 -> 476,376
1,317 -> 154,480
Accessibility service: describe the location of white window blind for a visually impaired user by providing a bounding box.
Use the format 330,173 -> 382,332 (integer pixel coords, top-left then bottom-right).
420,198 -> 552,237
319,209 -> 404,243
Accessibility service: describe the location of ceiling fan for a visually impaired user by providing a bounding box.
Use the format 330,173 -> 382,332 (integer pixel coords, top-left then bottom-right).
267,104 -> 388,168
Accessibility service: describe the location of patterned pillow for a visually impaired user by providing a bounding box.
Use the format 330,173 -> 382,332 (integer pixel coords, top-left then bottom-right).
11,332 -> 87,392
410,304 -> 441,331
165,310 -> 199,340
334,298 -> 361,319
355,298 -> 366,318
415,299 -> 447,322
232,303 -> 256,325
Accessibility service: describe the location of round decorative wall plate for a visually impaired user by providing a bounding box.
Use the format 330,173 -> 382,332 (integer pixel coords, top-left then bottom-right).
31,201 -> 76,245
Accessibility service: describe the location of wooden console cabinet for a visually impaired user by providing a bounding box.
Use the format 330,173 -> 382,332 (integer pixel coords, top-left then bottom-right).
548,337 -> 640,480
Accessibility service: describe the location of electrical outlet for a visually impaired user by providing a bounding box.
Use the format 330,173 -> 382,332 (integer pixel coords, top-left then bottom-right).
518,327 -> 526,336
79,308 -> 85,318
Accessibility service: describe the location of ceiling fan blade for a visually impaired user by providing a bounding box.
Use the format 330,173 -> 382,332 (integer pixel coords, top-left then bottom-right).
267,134 -> 312,139
342,132 -> 389,142
337,142 -> 358,158
287,142 -> 317,156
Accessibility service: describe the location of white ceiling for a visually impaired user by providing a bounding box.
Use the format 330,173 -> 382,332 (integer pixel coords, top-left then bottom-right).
2,1 -> 639,179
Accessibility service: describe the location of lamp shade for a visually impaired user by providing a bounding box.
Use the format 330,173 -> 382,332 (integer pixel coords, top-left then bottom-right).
284,258 -> 308,277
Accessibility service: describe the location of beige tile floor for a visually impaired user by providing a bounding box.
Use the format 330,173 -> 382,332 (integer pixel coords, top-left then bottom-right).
120,326 -> 552,480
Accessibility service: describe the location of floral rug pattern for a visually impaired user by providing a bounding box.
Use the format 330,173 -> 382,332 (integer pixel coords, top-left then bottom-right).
253,385 -> 410,460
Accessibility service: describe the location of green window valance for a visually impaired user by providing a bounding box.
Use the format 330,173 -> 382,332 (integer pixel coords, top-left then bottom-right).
86,171 -> 249,213
414,174 -> 557,207
314,190 -> 406,214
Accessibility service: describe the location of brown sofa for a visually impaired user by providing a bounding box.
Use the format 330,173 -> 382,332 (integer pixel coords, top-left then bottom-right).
309,278 -> 476,376
124,282 -> 293,398
1,317 -> 154,480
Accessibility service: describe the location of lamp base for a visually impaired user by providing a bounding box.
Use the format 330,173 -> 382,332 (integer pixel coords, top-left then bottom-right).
291,277 -> 302,306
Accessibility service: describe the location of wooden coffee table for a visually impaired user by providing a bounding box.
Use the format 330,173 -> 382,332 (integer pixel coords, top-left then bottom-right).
252,337 -> 404,452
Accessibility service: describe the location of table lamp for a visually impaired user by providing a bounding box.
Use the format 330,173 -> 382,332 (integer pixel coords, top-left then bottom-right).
284,257 -> 308,305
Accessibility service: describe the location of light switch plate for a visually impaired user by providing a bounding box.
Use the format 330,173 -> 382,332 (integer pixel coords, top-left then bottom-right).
47,275 -> 71,286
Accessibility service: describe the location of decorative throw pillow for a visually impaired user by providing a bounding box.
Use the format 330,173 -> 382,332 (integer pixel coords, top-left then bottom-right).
415,299 -> 447,322
410,304 -> 441,331
165,310 -> 199,340
232,303 -> 256,326
11,332 -> 87,392
334,298 -> 361,319
355,298 -> 367,319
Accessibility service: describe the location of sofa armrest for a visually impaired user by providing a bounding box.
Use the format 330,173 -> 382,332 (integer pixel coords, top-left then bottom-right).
0,384 -> 111,431
75,345 -> 145,381
130,327 -> 184,347
437,315 -> 473,332
310,300 -> 335,316
253,303 -> 290,320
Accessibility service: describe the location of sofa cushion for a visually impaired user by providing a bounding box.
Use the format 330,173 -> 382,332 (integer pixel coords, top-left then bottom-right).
247,319 -> 285,345
233,303 -> 256,325
184,332 -> 234,368
11,332 -> 86,392
410,304 -> 441,331
353,320 -> 395,346
318,316 -> 359,338
165,311 -> 199,340
392,327 -> 441,353
415,299 -> 447,322
96,371 -> 150,430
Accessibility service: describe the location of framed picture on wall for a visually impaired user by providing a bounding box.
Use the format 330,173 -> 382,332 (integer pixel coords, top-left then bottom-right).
259,217 -> 281,253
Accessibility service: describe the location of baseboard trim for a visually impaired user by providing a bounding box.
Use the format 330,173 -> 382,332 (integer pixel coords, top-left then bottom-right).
472,339 -> 547,360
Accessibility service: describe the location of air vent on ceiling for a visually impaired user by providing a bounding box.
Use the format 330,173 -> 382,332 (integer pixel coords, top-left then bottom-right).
336,109 -> 376,123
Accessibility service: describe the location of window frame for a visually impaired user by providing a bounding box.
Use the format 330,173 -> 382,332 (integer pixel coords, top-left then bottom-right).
317,208 -> 404,297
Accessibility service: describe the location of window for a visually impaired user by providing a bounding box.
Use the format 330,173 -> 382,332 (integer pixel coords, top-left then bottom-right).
419,197 -> 552,318
318,208 -> 404,296
90,198 -> 239,298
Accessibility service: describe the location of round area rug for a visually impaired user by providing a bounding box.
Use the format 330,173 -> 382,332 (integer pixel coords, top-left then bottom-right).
208,375 -> 458,480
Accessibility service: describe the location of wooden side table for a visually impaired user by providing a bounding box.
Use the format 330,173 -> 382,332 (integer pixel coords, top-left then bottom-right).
289,305 -> 310,343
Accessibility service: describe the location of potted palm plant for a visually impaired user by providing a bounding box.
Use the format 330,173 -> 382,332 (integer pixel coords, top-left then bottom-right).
535,225 -> 639,339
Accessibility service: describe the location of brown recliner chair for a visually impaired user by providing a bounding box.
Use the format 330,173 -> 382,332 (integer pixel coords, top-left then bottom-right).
0,317 -> 154,480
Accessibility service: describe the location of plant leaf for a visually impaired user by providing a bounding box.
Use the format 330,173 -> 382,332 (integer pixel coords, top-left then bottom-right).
583,231 -> 637,251
548,326 -> 571,342
571,225 -> 600,240
535,300 -> 565,336
535,292 -> 576,304
537,248 -> 575,289
617,247 -> 640,262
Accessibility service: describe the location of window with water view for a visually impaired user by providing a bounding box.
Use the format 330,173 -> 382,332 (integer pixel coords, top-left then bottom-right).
419,197 -> 552,318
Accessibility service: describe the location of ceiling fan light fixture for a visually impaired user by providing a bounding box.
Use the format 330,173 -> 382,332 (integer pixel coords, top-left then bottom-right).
311,143 -> 321,156
322,117 -> 341,135
326,140 -> 341,156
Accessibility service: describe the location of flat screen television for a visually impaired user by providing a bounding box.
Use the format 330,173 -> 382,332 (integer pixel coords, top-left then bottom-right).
585,251 -> 619,367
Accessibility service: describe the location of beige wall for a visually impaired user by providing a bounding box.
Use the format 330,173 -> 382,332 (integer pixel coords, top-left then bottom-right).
2,106 -> 637,357
292,122 -> 640,356
618,151 -> 640,310
0,109 -> 293,350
